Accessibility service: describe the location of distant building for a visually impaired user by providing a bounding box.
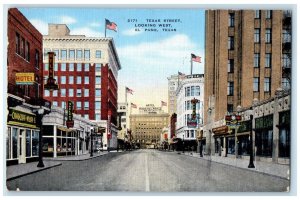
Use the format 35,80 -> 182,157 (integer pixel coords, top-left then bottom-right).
167,75 -> 180,116
176,74 -> 204,151
130,104 -> 169,148
42,24 -> 121,150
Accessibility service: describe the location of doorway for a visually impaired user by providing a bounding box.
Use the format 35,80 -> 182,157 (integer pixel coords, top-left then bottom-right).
18,129 -> 26,163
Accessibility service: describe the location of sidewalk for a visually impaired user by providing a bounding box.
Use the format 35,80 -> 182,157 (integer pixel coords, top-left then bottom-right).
6,151 -> 112,181
177,151 -> 290,180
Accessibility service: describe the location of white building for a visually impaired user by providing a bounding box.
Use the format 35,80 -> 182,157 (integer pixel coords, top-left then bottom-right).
167,75 -> 180,115
176,74 -> 204,149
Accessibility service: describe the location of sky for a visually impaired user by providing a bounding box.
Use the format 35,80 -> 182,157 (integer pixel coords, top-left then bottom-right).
18,7 -> 205,113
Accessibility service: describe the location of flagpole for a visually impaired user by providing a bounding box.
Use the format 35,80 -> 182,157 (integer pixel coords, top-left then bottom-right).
104,19 -> 107,38
191,54 -> 193,75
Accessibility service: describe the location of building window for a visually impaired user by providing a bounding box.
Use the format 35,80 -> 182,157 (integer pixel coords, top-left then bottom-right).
227,104 -> 233,113
265,29 -> 272,43
15,32 -> 20,54
69,63 -> 74,71
95,64 -> 101,72
227,82 -> 234,96
279,123 -> 290,157
228,13 -> 235,27
76,89 -> 82,97
76,102 -> 82,110
282,78 -> 290,90
44,63 -> 49,71
54,49 -> 59,60
84,102 -> 89,110
228,59 -> 234,73
84,76 -> 89,84
84,114 -> 89,119
253,77 -> 259,92
53,90 -> 58,97
35,50 -> 40,69
61,63 -> 66,71
254,53 -> 260,68
95,89 -> 101,97
95,76 -> 101,84
61,89 -> 66,97
69,50 -> 75,60
69,76 -> 74,84
54,63 -> 58,71
84,49 -> 90,60
44,90 -> 50,97
266,10 -> 272,19
191,86 -> 195,96
95,101 -> 101,110
61,49 -> 67,60
61,76 -> 66,84
77,63 -> 82,71
84,89 -> 89,97
95,114 -> 100,121
265,53 -> 272,68
61,101 -> 66,109
282,54 -> 291,68
25,41 -> 30,61
69,89 -> 74,97
255,130 -> 273,157
254,29 -> 260,43
20,37 -> 25,57
186,87 -> 191,96
264,78 -> 271,92
52,101 -> 58,107
96,50 -> 101,58
228,36 -> 234,50
195,86 -> 200,96
77,49 -> 82,60
77,76 -> 82,84
282,29 -> 292,43
84,63 -> 89,71
255,10 -> 261,19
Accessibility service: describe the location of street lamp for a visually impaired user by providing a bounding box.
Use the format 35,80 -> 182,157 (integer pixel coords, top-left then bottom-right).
182,134 -> 185,153
248,114 -> 255,168
35,107 -> 45,168
90,127 -> 94,157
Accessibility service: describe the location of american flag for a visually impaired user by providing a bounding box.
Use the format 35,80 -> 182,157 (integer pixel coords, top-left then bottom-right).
191,53 -> 201,63
105,19 -> 118,32
161,101 -> 167,107
131,103 -> 137,108
126,87 -> 134,94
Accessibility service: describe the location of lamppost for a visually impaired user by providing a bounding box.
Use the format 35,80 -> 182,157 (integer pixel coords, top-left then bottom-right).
248,114 -> 255,168
90,127 -> 94,157
182,134 -> 185,153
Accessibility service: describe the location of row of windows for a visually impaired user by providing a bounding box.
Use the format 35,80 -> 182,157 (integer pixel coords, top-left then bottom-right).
229,11 -> 273,28
45,88 -> 101,97
254,28 -> 272,43
44,63 -> 102,72
184,86 -> 201,97
184,114 -> 203,126
15,32 -> 40,68
44,49 -> 102,61
44,76 -> 101,85
227,78 -> 271,96
185,101 -> 201,110
254,53 -> 272,68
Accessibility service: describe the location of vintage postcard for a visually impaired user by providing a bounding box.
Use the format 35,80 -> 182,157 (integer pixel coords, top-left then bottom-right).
4,4 -> 293,194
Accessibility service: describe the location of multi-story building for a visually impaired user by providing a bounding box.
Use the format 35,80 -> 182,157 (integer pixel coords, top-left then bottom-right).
204,10 -> 291,163
42,24 -> 121,150
117,102 -> 128,148
176,74 -> 204,151
6,8 -> 50,165
167,75 -> 180,116
130,104 -> 169,148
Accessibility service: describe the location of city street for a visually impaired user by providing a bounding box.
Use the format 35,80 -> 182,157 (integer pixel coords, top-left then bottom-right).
6,149 -> 289,192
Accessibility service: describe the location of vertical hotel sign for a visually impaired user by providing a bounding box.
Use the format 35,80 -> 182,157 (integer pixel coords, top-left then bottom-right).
44,52 -> 59,91
66,101 -> 74,128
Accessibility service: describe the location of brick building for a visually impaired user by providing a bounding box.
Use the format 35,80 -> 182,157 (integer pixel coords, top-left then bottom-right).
203,10 -> 291,163
42,24 -> 121,150
6,8 -> 49,165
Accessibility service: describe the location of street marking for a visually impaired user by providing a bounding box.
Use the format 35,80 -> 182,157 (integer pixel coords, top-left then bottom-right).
145,153 -> 150,192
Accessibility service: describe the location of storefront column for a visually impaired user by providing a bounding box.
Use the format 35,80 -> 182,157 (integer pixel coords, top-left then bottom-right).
272,97 -> 280,163
53,125 -> 57,158
223,137 -> 227,157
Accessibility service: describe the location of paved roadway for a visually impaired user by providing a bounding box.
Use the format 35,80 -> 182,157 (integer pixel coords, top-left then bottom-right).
6,149 -> 289,192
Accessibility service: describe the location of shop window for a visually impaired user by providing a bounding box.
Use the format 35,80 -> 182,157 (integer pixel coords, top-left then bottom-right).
42,137 -> 54,152
279,129 -> 290,157
32,131 -> 39,156
12,128 -> 18,159
26,130 -> 31,157
255,130 -> 273,157
237,135 -> 250,156
6,127 -> 11,159
227,137 -> 235,155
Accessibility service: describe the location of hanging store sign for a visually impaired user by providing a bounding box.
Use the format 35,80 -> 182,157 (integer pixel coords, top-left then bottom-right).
66,101 -> 74,128
7,109 -> 37,128
15,73 -> 35,85
44,52 -> 59,91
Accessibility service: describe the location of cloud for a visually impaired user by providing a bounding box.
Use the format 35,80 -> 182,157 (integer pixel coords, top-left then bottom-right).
89,22 -> 101,27
59,15 -> 77,24
70,27 -> 104,37
29,19 -> 48,35
122,28 -> 143,36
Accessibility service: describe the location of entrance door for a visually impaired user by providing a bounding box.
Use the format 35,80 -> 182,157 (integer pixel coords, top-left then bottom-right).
19,129 -> 26,164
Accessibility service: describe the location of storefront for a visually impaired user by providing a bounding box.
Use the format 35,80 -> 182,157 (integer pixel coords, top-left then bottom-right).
236,120 -> 252,156
6,108 -> 40,165
278,111 -> 290,158
255,114 -> 273,157
212,125 -> 228,156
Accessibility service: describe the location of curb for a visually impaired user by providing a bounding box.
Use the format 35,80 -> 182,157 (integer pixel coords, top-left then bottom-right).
44,153 -> 108,161
6,163 -> 62,181
178,152 -> 289,180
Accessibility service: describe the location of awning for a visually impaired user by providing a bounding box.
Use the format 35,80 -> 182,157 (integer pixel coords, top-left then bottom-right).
57,126 -> 76,132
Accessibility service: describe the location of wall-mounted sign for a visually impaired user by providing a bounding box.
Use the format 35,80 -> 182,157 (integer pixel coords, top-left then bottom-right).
7,109 -> 37,128
66,101 -> 74,128
16,73 -> 35,85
